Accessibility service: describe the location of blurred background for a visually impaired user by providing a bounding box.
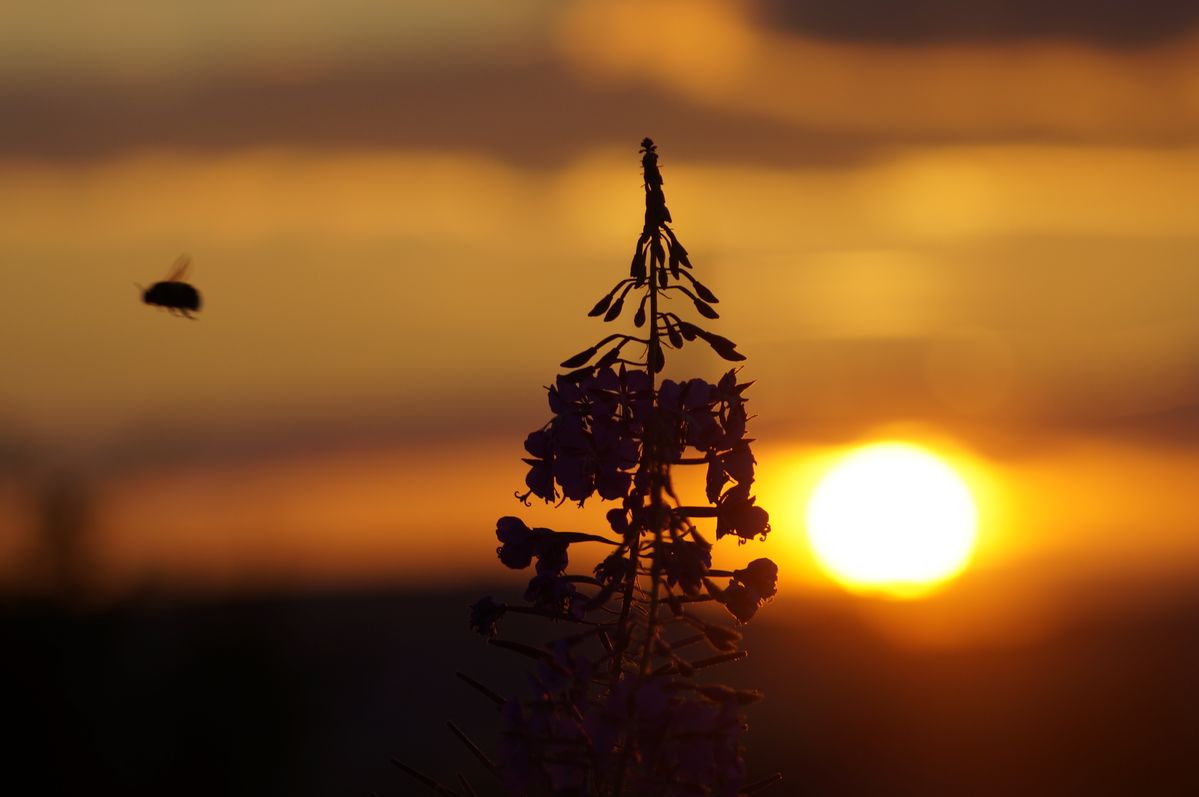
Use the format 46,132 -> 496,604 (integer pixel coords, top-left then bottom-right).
2,1 -> 1198,794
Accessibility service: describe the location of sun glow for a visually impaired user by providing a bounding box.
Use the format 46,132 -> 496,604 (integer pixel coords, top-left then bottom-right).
806,442 -> 978,598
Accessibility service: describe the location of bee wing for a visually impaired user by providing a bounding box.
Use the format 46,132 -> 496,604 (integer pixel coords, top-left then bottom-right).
166,254 -> 191,282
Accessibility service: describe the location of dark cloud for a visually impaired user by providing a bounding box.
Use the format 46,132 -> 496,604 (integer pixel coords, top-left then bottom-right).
754,0 -> 1199,47
4,56 -> 1191,171
1097,402 -> 1199,449
0,62 -> 873,169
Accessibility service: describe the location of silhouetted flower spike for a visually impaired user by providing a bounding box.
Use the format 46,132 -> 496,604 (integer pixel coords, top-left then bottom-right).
460,139 -> 781,796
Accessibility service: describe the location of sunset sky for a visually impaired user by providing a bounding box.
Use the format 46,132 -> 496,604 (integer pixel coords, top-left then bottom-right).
2,1 -> 1198,640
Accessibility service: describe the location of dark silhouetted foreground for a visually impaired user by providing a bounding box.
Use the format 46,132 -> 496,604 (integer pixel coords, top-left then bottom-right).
5,584 -> 1199,796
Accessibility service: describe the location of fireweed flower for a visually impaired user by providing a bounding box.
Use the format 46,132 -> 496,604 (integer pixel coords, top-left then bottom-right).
468,596 -> 506,638
496,516 -> 539,569
523,573 -> 582,617
733,558 -> 779,600
398,139 -> 781,796
660,539 -> 712,596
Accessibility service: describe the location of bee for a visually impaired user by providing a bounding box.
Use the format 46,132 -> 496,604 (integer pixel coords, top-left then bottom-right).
140,255 -> 202,318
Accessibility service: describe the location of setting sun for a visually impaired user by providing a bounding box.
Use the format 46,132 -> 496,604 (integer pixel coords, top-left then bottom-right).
806,442 -> 978,598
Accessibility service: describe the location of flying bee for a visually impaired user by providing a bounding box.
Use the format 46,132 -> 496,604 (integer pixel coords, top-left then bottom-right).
140,254 -> 202,318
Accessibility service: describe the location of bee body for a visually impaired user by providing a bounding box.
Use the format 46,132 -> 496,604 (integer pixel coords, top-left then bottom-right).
143,281 -> 202,316
141,255 -> 202,318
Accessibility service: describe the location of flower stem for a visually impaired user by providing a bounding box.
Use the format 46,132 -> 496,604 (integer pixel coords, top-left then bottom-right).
638,222 -> 665,686
614,163 -> 669,797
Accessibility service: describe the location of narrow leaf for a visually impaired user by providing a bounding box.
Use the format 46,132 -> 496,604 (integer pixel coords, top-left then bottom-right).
689,650 -> 747,670
583,580 -> 620,612
710,340 -> 746,361
648,341 -> 665,373
595,346 -> 621,368
696,330 -> 746,361
563,365 -> 595,382
554,531 -> 622,545
560,346 -> 596,368
703,622 -> 742,652
631,236 -> 648,274
690,278 -> 719,303
650,239 -> 665,267
489,638 -> 553,661
457,774 -> 479,797
665,228 -> 690,264
742,773 -> 784,795
588,293 -> 613,317
698,330 -> 736,349
456,671 -> 505,707
603,296 -> 625,322
392,760 -> 461,797
447,721 -> 497,774
693,298 -> 720,319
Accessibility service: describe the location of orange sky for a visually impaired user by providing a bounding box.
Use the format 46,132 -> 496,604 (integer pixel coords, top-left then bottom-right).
2,1 -> 1198,635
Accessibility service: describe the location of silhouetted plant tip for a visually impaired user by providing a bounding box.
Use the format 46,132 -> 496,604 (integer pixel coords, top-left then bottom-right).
456,139 -> 781,796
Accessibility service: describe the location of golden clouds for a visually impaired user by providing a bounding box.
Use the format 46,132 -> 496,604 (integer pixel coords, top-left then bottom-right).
0,151 -> 544,249
2,141 -> 1197,441
558,0 -> 757,94
0,1 -> 556,82
558,0 -> 1199,140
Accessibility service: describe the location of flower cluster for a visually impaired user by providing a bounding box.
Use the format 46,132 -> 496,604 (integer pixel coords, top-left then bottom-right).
520,366 -> 765,521
519,367 -> 650,505
401,139 -> 783,797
